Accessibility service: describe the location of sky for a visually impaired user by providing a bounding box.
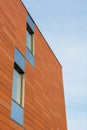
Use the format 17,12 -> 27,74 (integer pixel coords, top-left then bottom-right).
22,0 -> 87,130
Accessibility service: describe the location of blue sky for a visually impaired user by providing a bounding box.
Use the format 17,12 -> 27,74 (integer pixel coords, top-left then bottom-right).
22,0 -> 87,130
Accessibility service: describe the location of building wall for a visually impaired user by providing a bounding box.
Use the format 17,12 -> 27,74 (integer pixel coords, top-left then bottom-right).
0,0 -> 67,130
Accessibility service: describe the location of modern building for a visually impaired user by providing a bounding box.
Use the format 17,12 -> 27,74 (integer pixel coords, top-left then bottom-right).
0,0 -> 67,130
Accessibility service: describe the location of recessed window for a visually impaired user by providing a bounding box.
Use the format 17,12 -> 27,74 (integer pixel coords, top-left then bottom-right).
12,63 -> 25,107
11,63 -> 25,126
26,14 -> 35,66
26,25 -> 34,55
11,49 -> 25,126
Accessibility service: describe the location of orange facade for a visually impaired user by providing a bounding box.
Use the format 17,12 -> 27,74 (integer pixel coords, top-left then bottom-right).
0,0 -> 67,130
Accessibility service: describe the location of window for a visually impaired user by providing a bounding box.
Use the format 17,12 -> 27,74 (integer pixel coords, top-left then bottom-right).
26,14 -> 35,66
11,49 -> 25,126
26,25 -> 34,55
12,63 -> 24,107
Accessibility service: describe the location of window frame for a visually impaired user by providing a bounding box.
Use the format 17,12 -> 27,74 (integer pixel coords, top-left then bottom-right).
12,63 -> 25,108
26,24 -> 34,55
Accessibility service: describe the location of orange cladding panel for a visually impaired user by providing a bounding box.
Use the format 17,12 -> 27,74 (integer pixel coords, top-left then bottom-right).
0,0 -> 67,130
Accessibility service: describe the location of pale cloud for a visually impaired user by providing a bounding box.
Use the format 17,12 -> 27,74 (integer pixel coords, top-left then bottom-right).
68,118 -> 87,130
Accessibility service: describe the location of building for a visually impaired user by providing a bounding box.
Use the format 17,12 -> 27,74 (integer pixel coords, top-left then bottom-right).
0,0 -> 67,130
